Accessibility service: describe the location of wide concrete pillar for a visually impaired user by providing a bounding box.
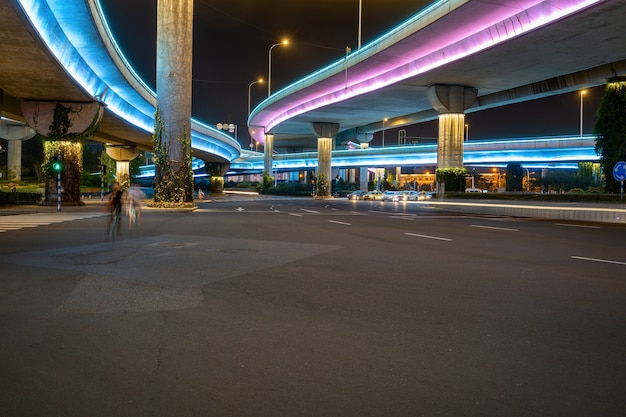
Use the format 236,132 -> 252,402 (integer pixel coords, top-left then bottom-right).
426,85 -> 477,169
263,134 -> 274,176
360,167 -> 369,191
312,122 -> 339,197
106,146 -> 140,189
20,100 -> 104,204
155,0 -> 194,202
0,123 -> 35,181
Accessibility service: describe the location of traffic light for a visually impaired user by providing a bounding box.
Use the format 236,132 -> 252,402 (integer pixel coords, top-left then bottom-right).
50,157 -> 63,173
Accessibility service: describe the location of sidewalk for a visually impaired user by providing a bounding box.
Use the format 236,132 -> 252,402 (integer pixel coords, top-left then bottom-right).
424,198 -> 626,224
2,195 -> 626,224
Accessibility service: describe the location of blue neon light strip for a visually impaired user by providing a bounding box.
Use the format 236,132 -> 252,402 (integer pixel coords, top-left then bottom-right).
136,136 -> 600,177
16,0 -> 241,163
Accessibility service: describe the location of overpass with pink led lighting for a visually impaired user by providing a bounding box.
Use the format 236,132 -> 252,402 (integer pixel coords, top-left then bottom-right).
248,0 -> 626,150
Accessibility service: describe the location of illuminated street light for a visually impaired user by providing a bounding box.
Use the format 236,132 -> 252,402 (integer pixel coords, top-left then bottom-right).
358,0 -> 362,49
248,78 -> 264,116
268,39 -> 288,96
465,124 -> 469,142
382,118 -> 388,147
579,89 -> 587,137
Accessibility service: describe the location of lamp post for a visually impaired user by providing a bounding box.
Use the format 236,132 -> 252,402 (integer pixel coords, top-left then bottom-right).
248,78 -> 263,116
465,124 -> 469,142
268,39 -> 288,97
382,118 -> 388,147
579,89 -> 587,137
358,0 -> 362,49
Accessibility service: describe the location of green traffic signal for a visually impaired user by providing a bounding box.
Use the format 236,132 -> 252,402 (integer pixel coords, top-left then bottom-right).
50,157 -> 63,173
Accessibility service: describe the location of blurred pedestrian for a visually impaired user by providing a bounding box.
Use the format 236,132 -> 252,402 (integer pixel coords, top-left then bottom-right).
127,184 -> 145,229
105,182 -> 123,238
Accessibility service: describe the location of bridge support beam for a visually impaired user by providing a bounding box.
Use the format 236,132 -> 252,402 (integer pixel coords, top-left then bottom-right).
106,146 -> 141,189
20,100 -> 104,204
0,123 -> 35,182
312,122 -> 339,197
264,134 -> 274,177
155,0 -> 194,203
360,167 -> 369,191
426,85 -> 477,169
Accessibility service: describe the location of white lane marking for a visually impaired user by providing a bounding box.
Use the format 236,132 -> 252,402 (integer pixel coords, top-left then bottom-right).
404,232 -> 452,241
571,256 -> 626,266
555,223 -> 600,229
300,209 -> 320,214
328,220 -> 352,226
471,224 -> 518,232
289,213 -> 303,217
0,212 -> 106,232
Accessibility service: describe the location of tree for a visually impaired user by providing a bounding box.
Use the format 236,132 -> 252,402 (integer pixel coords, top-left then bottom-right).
436,167 -> 466,192
506,162 -> 523,191
594,77 -> 626,193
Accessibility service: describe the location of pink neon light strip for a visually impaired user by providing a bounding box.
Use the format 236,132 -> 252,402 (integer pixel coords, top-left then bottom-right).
252,0 -> 602,140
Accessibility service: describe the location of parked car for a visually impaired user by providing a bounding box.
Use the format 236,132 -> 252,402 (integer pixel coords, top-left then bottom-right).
381,190 -> 401,201
363,190 -> 383,200
347,190 -> 366,200
417,191 -> 432,200
397,190 -> 419,201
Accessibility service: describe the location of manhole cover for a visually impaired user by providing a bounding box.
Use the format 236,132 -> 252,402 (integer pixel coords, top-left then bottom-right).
149,241 -> 197,248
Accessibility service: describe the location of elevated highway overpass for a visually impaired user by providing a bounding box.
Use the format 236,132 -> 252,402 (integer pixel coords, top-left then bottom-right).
249,0 -> 626,149
227,135 -> 599,175
1,0 -> 624,181
0,0 -> 239,164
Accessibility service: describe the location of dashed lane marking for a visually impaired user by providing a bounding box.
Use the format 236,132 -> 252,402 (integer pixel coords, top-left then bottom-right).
404,232 -> 452,241
328,220 -> 352,226
470,224 -> 519,232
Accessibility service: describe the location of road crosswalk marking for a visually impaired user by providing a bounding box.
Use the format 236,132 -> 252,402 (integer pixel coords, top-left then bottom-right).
0,212 -> 106,233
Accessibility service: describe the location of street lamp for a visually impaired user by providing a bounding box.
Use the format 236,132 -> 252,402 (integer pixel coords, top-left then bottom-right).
248,78 -> 264,116
579,89 -> 587,137
465,124 -> 469,141
382,118 -> 388,147
268,39 -> 288,96
358,0 -> 362,49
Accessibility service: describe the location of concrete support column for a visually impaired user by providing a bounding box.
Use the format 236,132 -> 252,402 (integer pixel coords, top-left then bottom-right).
312,122 -> 339,197
106,146 -> 140,189
156,0 -> 194,202
359,167 -> 368,191
20,100 -> 104,204
395,166 -> 402,189
437,113 -> 465,168
0,123 -> 35,181
317,137 -> 332,195
426,85 -> 477,169
264,134 -> 274,176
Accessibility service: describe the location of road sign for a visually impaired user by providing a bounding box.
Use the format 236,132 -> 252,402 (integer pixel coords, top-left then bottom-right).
613,161 -> 626,182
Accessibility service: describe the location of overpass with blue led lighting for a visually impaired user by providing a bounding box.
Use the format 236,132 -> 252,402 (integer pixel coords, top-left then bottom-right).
0,0 -> 624,178
136,134 -> 598,180
0,0 -> 239,164
249,0 -> 626,149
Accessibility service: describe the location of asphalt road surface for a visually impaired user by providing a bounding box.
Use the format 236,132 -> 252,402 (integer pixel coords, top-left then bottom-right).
1,196 -> 625,417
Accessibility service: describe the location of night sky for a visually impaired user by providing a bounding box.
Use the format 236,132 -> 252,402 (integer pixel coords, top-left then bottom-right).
99,0 -> 605,148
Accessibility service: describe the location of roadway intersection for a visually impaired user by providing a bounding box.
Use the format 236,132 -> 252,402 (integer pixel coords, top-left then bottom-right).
1,197 -> 625,416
